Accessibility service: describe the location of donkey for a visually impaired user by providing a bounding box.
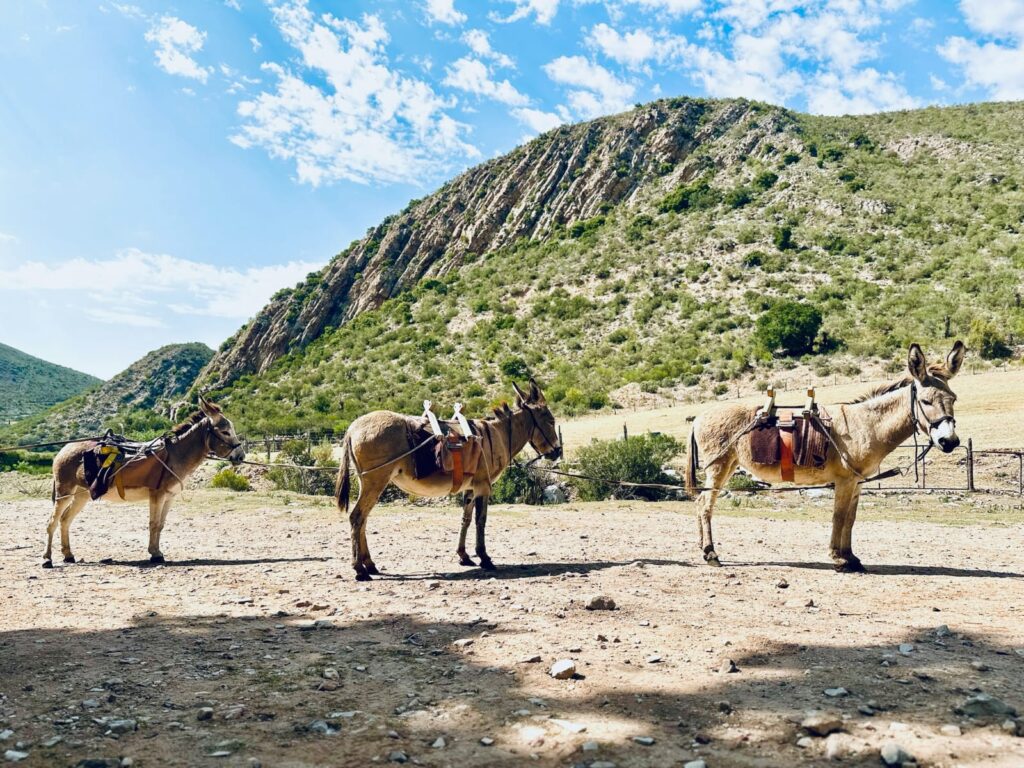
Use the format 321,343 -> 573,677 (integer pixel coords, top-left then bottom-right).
685,341 -> 965,572
336,379 -> 561,581
45,395 -> 244,567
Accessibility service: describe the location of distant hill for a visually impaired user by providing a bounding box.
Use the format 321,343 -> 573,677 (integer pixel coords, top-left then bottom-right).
1,342 -> 214,445
0,343 -> 101,423
191,97 -> 1023,435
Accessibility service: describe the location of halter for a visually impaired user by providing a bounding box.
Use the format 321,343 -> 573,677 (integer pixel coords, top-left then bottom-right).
204,417 -> 242,454
521,403 -> 560,458
909,381 -> 956,438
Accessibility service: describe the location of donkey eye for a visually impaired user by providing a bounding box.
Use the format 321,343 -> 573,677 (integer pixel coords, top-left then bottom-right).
920,398 -> 932,406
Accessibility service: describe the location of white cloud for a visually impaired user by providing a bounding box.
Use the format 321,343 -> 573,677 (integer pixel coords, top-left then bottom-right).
224,0 -> 242,10
544,55 -> 635,118
462,29 -> 514,68
423,0 -> 467,25
232,2 -> 477,186
494,0 -> 561,25
586,23 -> 687,68
443,57 -> 528,105
512,107 -> 564,133
110,3 -> 146,20
85,307 -> 165,328
144,16 -> 212,83
621,0 -> 702,14
0,232 -> 18,244
0,249 -> 322,321
250,34 -> 262,52
806,68 -> 918,114
939,0 -> 1024,100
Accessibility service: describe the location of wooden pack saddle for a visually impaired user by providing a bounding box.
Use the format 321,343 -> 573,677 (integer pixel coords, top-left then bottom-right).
82,432 -> 170,500
408,402 -> 483,492
749,389 -> 832,482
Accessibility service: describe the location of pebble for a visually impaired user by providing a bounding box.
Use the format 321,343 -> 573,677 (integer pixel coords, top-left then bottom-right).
1002,719 -> 1020,736
323,667 -> 339,679
879,741 -> 913,766
586,595 -> 616,611
646,655 -> 662,664
208,752 -> 233,759
939,724 -> 961,736
898,643 -> 914,656
591,762 -> 617,768
684,761 -> 707,768
308,720 -> 338,736
633,736 -> 655,746
717,700 -> 732,714
956,693 -> 1018,721
0,733 -> 10,743
935,625 -> 952,637
81,699 -> 100,709
776,579 -> 789,589
4,752 -> 29,763
823,687 -> 849,698
197,707 -> 214,721
479,737 -> 494,746
970,660 -> 989,672
387,751 -> 408,763
550,659 -> 576,680
453,638 -> 474,648
801,711 -> 842,736
520,655 -> 542,664
581,740 -> 599,752
824,733 -> 845,760
106,719 -> 136,735
431,737 -> 446,749
720,659 -> 739,674
796,736 -> 814,748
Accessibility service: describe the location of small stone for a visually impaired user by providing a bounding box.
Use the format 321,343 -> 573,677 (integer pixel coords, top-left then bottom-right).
802,711 -> 842,736
857,705 -> 875,717
632,736 -> 655,746
41,736 -> 62,748
520,655 -> 542,664
956,693 -> 1018,721
797,736 -> 814,748
776,579 -> 789,589
581,740 -> 599,752
106,719 -> 136,735
323,667 -> 339,679
1002,719 -> 1020,736
825,733 -> 846,760
0,735 -> 10,743
823,687 -> 849,698
208,752 -> 233,759
970,660 -> 989,672
720,659 -> 739,674
81,699 -> 100,709
4,752 -> 29,763
717,700 -> 732,714
586,595 -> 616,611
898,643 -> 914,656
684,761 -> 707,768
308,720 -> 338,736
479,737 -> 494,746
591,762 -> 617,768
388,751 -> 408,763
939,724 -> 961,736
935,625 -> 952,637
879,741 -> 913,766
197,707 -> 214,721
453,638 -> 474,648
550,659 -> 576,680
646,655 -> 662,664
431,737 -> 446,749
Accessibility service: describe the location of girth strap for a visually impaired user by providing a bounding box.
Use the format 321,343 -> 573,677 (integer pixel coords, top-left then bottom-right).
449,438 -> 464,493
780,427 -> 795,482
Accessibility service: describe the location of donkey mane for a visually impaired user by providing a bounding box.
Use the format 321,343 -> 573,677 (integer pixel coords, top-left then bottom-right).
844,363 -> 950,404
170,410 -> 206,436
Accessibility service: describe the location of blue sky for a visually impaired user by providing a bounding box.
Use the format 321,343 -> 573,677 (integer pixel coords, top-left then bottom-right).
1,0 -> 1021,378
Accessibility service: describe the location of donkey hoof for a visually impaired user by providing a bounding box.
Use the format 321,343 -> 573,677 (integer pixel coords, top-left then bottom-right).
354,572 -> 372,582
150,555 -> 165,564
835,559 -> 866,574
704,556 -> 722,567
478,557 -> 496,571
458,555 -> 477,567
42,560 -> 53,569
364,562 -> 381,576
63,555 -> 76,564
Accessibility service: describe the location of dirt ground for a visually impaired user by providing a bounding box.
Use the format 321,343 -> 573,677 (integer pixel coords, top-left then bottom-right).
2,485 -> 1023,768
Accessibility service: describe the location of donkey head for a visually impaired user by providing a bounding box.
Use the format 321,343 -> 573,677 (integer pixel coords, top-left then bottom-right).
198,394 -> 246,465
907,340 -> 965,453
511,378 -> 562,460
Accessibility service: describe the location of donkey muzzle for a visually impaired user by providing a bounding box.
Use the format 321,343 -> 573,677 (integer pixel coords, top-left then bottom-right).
228,446 -> 246,465
931,420 -> 958,453
546,446 -> 563,461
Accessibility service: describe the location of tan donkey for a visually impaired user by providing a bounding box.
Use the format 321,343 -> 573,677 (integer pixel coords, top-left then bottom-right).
686,341 -> 965,572
336,380 -> 561,581
45,396 -> 244,567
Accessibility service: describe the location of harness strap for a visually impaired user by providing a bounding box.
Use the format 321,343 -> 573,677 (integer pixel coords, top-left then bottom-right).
449,439 -> 464,493
780,428 -> 795,482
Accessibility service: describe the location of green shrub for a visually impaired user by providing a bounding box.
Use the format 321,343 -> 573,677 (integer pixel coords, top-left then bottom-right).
491,463 -> 544,504
755,301 -> 823,357
210,468 -> 250,491
773,225 -> 796,251
658,180 -> 719,213
968,319 -> 1012,359
724,187 -> 752,208
500,356 -> 531,379
571,433 -> 682,501
753,171 -> 778,189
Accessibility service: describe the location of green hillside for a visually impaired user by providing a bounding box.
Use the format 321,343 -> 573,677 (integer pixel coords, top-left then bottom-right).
0,343 -> 101,423
1,343 -> 213,445
194,99 -> 1017,434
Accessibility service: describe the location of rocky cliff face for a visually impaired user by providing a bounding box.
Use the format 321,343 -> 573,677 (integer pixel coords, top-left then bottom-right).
199,98 -> 794,389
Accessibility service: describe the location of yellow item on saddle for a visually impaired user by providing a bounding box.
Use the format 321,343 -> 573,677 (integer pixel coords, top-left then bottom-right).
99,445 -> 127,500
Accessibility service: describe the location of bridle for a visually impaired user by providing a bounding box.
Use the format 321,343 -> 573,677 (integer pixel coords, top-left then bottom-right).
204,417 -> 242,455
508,403 -> 561,463
909,381 -> 956,440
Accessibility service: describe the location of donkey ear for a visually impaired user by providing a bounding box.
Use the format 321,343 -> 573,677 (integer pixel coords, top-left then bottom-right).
945,340 -> 966,377
511,380 -> 527,400
907,344 -> 928,382
528,377 -> 545,405
502,402 -> 513,416
198,394 -> 221,416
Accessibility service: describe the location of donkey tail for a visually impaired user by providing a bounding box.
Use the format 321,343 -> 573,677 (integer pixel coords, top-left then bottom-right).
335,434 -> 352,515
685,425 -> 700,496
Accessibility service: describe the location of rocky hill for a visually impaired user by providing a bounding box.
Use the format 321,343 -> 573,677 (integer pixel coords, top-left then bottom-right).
195,97 -> 1023,435
2,343 -> 213,445
0,343 -> 100,423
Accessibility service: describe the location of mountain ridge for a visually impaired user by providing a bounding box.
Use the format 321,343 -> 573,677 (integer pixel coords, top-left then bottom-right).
0,343 -> 101,423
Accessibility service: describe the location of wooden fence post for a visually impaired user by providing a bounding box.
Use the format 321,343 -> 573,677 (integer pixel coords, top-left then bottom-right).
967,438 -> 975,492
623,423 -> 628,442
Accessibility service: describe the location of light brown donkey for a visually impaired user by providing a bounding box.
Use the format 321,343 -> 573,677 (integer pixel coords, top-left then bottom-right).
44,396 -> 244,567
686,341 -> 965,572
336,379 -> 561,581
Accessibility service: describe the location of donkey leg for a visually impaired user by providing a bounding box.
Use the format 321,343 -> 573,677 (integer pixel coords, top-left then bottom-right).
830,480 -> 865,573
149,495 -> 174,564
349,477 -> 386,581
44,492 -> 75,566
456,490 -> 476,566
697,457 -> 737,567
59,493 -> 88,563
358,519 -> 380,575
474,496 -> 495,570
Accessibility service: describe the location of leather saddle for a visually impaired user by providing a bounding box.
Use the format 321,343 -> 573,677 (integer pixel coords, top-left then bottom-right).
82,431 -> 170,500
408,402 -> 483,492
750,399 -> 832,481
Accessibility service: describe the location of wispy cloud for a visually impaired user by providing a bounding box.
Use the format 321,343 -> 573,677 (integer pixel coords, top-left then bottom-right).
444,57 -> 529,105
0,232 -> 18,245
231,1 -> 477,186
423,0 -> 467,26
939,0 -> 1024,100
144,15 -> 212,82
0,249 -> 322,321
544,55 -> 636,118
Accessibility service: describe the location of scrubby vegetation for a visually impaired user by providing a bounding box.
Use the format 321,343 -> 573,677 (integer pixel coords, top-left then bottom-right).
210,468 -> 251,492
571,433 -> 683,501
0,343 -> 99,422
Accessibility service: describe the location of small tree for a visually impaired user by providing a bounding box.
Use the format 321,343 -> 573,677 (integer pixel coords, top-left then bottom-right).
755,301 -> 822,357
571,433 -> 682,501
968,319 -> 1012,360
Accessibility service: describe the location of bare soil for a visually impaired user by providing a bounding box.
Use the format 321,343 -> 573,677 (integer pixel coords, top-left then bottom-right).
2,488 -> 1023,768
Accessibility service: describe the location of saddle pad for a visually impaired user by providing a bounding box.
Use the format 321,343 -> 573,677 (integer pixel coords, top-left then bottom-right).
750,424 -> 781,465
794,410 -> 831,468
83,443 -> 169,500
748,407 -> 832,471
409,424 -> 440,480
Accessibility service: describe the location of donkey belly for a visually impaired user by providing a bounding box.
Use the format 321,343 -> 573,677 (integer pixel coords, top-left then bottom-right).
391,471 -> 473,498
93,486 -> 156,504
743,462 -> 832,487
